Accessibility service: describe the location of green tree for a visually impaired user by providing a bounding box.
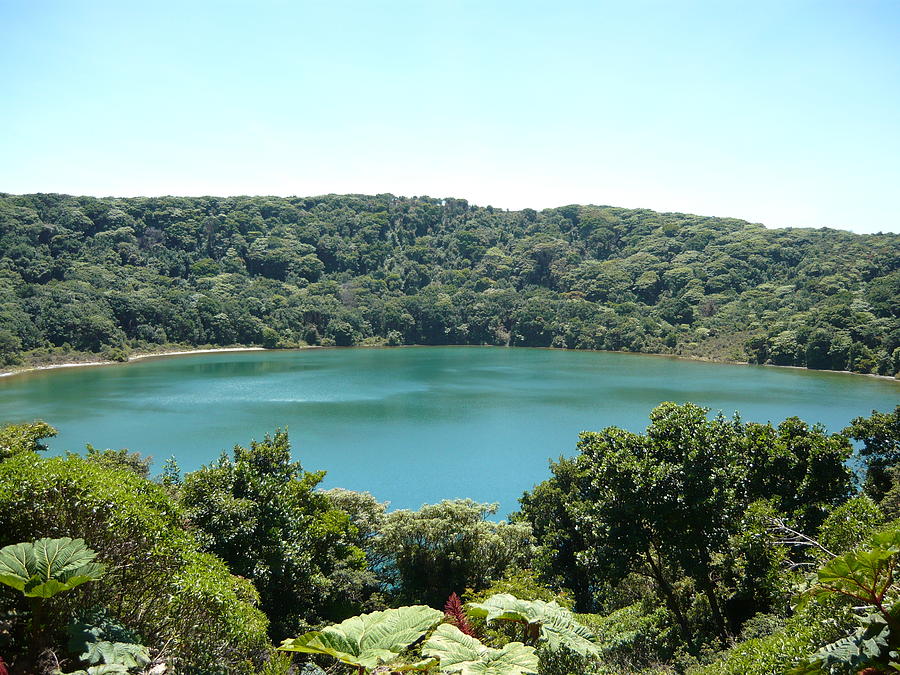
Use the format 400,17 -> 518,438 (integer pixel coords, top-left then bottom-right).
180,429 -> 369,638
374,500 -> 534,607
849,406 -> 900,502
0,420 -> 57,460
520,403 -> 853,648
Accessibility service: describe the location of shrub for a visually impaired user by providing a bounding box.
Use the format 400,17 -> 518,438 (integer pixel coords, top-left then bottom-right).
0,451 -> 270,672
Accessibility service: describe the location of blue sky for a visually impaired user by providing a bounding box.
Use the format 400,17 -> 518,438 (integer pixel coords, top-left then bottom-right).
2,1 -> 898,233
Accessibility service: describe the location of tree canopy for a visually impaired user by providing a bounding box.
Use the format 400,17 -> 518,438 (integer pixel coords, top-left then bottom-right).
1,193 -> 897,376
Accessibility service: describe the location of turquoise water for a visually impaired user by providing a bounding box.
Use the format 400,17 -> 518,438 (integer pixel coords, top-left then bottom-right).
1,347 -> 897,515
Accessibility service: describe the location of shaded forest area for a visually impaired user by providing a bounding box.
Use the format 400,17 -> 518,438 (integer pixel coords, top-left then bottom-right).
1,193 -> 898,374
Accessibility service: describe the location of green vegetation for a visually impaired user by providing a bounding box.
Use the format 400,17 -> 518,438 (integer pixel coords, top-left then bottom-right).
1,403 -> 899,672
279,605 -> 443,672
1,193 -> 898,376
179,430 -> 370,637
422,623 -> 539,675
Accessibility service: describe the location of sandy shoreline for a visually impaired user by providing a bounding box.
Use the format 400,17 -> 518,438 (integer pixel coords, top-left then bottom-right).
0,344 -> 897,384
0,346 -> 268,378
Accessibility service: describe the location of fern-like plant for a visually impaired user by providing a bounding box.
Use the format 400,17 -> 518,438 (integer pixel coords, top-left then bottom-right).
445,593 -> 476,637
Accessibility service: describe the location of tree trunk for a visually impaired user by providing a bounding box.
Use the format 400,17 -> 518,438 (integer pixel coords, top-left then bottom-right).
695,553 -> 729,645
644,548 -> 695,653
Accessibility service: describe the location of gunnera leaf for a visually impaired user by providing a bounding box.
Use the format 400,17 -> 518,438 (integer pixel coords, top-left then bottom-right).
423,623 -> 539,675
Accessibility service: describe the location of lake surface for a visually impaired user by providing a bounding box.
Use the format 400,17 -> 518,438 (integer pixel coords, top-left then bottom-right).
1,347 -> 898,515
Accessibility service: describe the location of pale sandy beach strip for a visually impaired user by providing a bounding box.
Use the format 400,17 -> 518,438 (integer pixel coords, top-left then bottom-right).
0,347 -> 267,378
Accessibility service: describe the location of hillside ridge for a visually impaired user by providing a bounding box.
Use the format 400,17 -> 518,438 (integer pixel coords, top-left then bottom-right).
0,192 -> 897,375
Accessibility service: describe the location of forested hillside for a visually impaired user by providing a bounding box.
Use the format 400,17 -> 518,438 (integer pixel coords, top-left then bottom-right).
1,192 -> 898,374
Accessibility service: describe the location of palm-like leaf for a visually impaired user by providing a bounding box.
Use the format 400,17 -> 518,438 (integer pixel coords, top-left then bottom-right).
423,623 -> 539,675
279,605 -> 443,670
0,538 -> 105,598
467,594 -> 600,658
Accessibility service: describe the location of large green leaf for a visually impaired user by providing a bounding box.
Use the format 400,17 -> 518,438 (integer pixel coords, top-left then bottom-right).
467,594 -> 600,657
279,605 -> 443,670
81,641 -> 150,669
0,538 -> 105,598
788,614 -> 893,674
423,623 -> 539,675
806,527 -> 900,609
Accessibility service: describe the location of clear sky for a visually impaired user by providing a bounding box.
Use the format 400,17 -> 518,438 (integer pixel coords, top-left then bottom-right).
2,0 -> 899,233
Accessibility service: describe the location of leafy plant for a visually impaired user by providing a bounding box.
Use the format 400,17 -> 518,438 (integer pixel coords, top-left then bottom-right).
78,641 -> 150,669
466,594 -> 599,657
789,613 -> 896,674
422,623 -> 539,674
0,451 -> 271,671
0,537 -> 105,598
805,528 -> 900,631
67,607 -> 143,652
67,614 -> 149,672
278,605 -> 443,673
788,528 -> 900,673
57,666 -> 131,675
0,537 -> 106,669
0,420 -> 57,459
445,593 -> 476,637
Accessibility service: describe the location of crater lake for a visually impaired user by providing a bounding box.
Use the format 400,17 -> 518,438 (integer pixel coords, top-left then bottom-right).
1,346 -> 897,514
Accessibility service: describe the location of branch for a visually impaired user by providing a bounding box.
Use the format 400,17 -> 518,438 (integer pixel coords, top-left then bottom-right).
768,517 -> 836,559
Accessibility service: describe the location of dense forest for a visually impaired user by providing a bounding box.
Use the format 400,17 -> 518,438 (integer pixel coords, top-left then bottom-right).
1,193 -> 898,375
1,403 -> 899,674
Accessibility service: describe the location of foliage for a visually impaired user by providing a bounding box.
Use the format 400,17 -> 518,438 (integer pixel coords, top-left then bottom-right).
278,605 -> 443,672
577,603 -> 678,672
0,450 -> 269,672
0,420 -> 57,459
2,193 -> 898,376
374,500 -> 534,607
788,613 -> 896,675
816,495 -> 883,556
422,623 -> 539,675
253,651 -> 295,675
57,665 -> 131,675
83,445 -> 151,479
782,528 -> 900,674
65,607 -> 149,675
850,406 -> 900,502
688,596 -> 857,675
467,594 -> 600,658
77,640 -> 150,670
66,607 -> 142,653
0,402 -> 896,672
519,402 -> 854,650
445,593 -> 477,637
180,429 -> 369,638
0,538 -> 104,598
465,569 -> 573,610
803,528 -> 900,622
0,538 -> 106,671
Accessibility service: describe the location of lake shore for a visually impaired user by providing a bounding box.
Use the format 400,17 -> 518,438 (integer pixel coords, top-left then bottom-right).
0,346 -> 270,378
0,343 -> 897,383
